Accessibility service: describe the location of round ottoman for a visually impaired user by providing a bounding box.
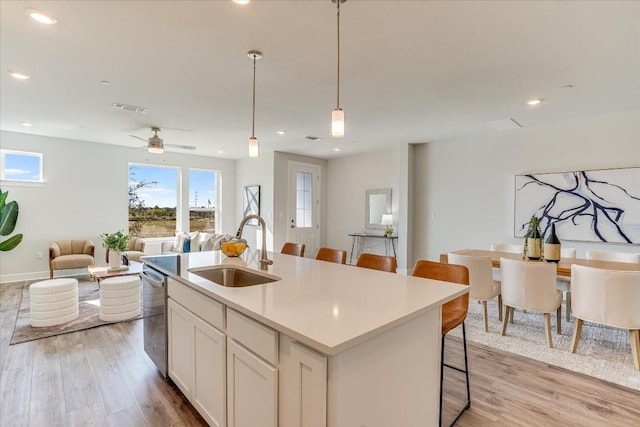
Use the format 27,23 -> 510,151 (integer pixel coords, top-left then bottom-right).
29,278 -> 79,327
99,276 -> 141,321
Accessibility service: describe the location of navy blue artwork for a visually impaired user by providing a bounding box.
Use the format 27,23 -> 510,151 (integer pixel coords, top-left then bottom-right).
514,168 -> 640,244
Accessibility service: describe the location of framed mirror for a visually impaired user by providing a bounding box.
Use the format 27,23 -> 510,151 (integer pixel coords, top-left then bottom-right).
365,188 -> 391,229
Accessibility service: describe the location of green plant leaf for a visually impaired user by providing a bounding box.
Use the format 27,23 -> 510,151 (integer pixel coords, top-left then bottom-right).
0,201 -> 19,236
0,233 -> 23,251
0,189 -> 7,212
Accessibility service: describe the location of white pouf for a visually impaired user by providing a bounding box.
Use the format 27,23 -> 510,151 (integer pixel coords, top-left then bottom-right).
29,278 -> 79,327
99,276 -> 141,321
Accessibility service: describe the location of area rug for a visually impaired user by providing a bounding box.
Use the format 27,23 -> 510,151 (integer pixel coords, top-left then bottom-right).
449,298 -> 640,391
10,278 -> 144,345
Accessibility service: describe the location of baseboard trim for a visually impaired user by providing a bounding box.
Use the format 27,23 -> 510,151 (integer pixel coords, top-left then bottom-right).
0,269 -> 90,285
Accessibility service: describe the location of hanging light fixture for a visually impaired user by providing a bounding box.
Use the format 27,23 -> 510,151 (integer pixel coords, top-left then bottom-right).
248,50 -> 262,158
331,0 -> 346,138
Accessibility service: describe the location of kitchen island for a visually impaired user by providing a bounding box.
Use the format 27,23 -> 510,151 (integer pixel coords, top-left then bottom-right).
145,249 -> 468,427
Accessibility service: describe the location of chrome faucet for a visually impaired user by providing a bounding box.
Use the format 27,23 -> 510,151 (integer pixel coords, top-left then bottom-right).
236,214 -> 273,270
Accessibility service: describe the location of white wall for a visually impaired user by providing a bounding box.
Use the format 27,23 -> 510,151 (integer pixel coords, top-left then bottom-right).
0,131 -> 236,282
413,110 -> 640,263
326,146 -> 407,268
235,152 -> 275,251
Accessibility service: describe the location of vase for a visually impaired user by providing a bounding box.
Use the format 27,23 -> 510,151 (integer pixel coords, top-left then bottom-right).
109,250 -> 122,270
544,223 -> 561,263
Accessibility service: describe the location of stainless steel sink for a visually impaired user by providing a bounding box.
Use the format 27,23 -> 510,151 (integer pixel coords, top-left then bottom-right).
189,266 -> 280,287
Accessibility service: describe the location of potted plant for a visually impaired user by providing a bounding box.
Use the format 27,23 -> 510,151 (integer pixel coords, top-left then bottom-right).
100,230 -> 129,269
0,188 -> 23,251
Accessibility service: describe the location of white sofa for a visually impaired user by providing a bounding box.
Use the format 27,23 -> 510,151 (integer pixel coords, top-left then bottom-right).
161,232 -> 233,254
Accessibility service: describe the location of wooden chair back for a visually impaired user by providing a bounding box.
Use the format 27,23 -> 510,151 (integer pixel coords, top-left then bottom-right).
356,253 -> 397,273
315,247 -> 347,264
281,242 -> 305,257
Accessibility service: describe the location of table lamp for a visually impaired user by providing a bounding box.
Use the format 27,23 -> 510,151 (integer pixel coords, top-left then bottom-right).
381,214 -> 394,237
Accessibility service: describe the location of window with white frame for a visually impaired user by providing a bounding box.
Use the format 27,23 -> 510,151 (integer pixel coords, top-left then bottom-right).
0,149 -> 44,183
128,164 -> 179,238
188,169 -> 217,233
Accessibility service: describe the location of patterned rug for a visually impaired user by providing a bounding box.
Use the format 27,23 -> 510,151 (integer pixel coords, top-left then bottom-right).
449,298 -> 640,391
10,278 -> 144,345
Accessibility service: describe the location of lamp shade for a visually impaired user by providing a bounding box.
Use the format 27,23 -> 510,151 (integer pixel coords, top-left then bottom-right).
332,108 -> 344,138
249,137 -> 259,158
381,214 -> 393,225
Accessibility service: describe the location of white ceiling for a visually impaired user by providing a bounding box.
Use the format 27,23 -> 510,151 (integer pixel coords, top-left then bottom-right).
1,1 -> 638,160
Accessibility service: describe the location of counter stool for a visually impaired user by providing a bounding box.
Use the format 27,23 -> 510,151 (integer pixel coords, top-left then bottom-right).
99,276 -> 141,321
29,278 -> 79,327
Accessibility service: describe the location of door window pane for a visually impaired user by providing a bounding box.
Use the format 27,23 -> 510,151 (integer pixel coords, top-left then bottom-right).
296,171 -> 313,228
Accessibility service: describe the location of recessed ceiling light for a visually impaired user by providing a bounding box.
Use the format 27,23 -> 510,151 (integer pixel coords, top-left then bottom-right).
26,9 -> 57,25
333,148 -> 341,152
561,84 -> 574,89
276,130 -> 286,135
9,71 -> 31,80
527,98 -> 542,106
101,80 -> 112,86
20,122 -> 32,127
233,0 -> 250,5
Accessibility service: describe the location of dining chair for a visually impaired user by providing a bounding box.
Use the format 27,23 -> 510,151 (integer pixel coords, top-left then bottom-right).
355,253 -> 397,273
412,260 -> 470,427
489,243 -> 523,282
570,265 -> 640,371
585,250 -> 640,264
557,247 -> 577,321
280,242 -> 305,257
447,253 -> 502,332
315,247 -> 347,264
500,257 -> 563,347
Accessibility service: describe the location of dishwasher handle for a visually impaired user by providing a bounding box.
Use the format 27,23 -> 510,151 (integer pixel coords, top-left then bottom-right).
141,271 -> 165,288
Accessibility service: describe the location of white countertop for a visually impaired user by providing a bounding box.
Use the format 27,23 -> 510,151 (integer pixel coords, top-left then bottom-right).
151,249 -> 468,355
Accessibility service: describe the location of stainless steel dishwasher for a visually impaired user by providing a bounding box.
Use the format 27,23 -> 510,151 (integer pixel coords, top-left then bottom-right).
141,254 -> 180,378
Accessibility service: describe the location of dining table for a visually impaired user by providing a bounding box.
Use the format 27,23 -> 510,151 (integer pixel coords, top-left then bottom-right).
440,249 -> 640,277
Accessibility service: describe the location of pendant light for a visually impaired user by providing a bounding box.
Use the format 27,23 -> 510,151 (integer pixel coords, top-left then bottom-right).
331,0 -> 346,138
248,50 -> 262,158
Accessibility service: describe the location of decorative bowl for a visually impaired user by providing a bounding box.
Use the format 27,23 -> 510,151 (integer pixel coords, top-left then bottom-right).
220,239 -> 248,257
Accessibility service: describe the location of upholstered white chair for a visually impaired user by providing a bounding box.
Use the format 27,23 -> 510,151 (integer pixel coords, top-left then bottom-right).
557,247 -> 577,321
489,243 -> 523,282
500,258 -> 563,347
448,253 -> 502,332
570,265 -> 640,371
585,250 -> 640,264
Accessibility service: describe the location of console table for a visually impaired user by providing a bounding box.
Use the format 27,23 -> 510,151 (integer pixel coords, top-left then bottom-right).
348,233 -> 398,265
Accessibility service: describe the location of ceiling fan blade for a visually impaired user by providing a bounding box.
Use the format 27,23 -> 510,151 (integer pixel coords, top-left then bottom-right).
129,135 -> 148,142
165,144 -> 196,151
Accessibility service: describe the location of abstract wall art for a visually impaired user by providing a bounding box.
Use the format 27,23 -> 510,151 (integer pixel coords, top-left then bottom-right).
242,185 -> 260,225
514,167 -> 640,244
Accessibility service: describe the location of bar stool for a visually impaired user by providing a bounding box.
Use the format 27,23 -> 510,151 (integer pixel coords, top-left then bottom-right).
315,247 -> 347,264
412,260 -> 470,426
355,253 -> 397,273
281,242 -> 305,257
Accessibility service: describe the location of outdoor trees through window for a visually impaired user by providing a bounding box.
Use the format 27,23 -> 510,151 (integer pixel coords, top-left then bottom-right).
128,164 -> 178,238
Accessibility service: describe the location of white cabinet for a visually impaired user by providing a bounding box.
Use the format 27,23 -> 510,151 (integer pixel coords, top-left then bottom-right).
289,342 -> 327,427
168,299 -> 226,427
227,338 -> 278,427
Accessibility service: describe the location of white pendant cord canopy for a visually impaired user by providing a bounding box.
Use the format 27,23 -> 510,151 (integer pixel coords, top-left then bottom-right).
248,50 -> 262,158
332,0 -> 345,138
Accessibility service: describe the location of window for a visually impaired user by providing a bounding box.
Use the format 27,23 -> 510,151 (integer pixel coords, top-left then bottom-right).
0,149 -> 43,182
188,169 -> 217,233
128,164 -> 178,238
296,171 -> 313,227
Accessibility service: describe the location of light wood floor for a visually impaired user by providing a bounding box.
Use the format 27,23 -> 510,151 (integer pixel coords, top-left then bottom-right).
2,281 -> 639,426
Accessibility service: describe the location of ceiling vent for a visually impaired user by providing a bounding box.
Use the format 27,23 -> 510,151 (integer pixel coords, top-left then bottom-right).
305,135 -> 323,141
112,102 -> 147,114
486,118 -> 521,131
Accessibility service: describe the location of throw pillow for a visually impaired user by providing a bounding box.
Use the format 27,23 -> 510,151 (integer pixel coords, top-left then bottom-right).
171,232 -> 185,252
182,236 -> 192,253
188,231 -> 200,252
201,236 -> 216,251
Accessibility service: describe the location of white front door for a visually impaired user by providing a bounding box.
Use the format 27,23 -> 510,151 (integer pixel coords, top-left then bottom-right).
288,161 -> 321,258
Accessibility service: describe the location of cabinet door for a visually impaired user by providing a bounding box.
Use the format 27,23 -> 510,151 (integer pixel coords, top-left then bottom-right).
289,342 -> 327,427
227,339 -> 278,427
192,313 -> 226,427
168,299 -> 194,397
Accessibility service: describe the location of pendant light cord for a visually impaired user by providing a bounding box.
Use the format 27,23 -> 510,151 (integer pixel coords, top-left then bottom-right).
251,54 -> 257,139
336,0 -> 341,109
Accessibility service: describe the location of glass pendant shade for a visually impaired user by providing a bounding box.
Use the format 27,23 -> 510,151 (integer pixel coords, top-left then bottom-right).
148,147 -> 164,154
248,137 -> 259,158
332,108 -> 345,138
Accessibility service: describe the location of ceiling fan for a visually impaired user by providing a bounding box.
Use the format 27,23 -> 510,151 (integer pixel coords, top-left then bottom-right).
130,127 -> 196,153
